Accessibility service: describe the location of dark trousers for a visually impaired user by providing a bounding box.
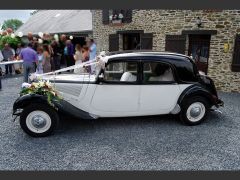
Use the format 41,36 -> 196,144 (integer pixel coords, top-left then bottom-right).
23,63 -> 35,83
65,55 -> 75,67
53,55 -> 61,70
5,64 -> 12,75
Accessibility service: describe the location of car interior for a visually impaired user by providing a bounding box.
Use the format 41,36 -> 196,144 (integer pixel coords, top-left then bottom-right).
104,61 -> 174,82
104,62 -> 137,82
144,62 -> 174,82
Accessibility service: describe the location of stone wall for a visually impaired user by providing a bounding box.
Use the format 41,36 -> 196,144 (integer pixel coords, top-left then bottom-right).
92,10 -> 240,92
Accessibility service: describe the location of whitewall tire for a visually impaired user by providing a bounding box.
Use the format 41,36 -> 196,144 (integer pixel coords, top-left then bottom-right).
20,104 -> 59,137
180,96 -> 210,125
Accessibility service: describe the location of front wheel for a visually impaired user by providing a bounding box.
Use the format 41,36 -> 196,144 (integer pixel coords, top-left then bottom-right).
179,96 -> 210,125
20,104 -> 59,137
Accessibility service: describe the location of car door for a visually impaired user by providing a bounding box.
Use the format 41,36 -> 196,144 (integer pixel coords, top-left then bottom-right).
91,59 -> 141,117
139,60 -> 181,115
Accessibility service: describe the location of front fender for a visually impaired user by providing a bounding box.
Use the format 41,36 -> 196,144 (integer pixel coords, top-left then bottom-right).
12,94 -> 94,120
13,94 -> 53,115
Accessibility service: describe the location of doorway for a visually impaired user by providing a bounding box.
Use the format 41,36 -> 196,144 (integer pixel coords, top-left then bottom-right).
188,35 -> 211,74
71,36 -> 87,47
122,33 -> 141,50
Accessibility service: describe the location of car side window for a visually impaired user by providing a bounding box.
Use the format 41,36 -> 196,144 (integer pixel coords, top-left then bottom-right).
143,62 -> 175,83
104,61 -> 138,82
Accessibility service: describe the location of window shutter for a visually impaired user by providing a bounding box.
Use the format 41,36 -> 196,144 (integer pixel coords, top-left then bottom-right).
141,33 -> 153,50
165,35 -> 186,54
109,34 -> 119,52
124,9 -> 132,23
232,34 -> 240,72
102,10 -> 109,25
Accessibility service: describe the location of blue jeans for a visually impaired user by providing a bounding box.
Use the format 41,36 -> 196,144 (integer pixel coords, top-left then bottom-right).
23,63 -> 35,83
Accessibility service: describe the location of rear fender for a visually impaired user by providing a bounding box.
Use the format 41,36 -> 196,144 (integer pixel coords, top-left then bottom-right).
178,84 -> 216,107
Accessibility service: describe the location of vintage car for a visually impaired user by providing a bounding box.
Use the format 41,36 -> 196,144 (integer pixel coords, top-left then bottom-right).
13,51 -> 223,137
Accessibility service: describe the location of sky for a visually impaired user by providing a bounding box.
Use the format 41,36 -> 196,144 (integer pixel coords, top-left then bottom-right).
0,10 -> 34,28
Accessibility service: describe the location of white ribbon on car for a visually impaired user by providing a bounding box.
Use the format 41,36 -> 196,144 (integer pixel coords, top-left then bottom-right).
30,51 -> 107,80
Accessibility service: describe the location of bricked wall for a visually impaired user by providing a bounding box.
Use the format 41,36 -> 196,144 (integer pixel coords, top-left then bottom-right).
92,10 -> 240,92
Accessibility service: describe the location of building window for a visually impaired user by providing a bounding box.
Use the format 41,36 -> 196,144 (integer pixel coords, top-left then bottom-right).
102,10 -> 132,25
232,34 -> 240,72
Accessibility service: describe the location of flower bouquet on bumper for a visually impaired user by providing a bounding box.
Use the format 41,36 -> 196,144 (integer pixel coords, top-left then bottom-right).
20,80 -> 62,108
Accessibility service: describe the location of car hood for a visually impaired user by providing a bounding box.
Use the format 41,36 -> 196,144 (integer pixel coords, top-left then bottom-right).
41,73 -> 97,83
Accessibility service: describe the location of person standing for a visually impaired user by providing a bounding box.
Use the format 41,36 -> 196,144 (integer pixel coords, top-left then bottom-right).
59,34 -> 67,66
51,41 -> 61,71
42,45 -> 51,73
74,44 -> 83,74
36,46 -> 44,74
82,46 -> 91,73
1,43 -> 14,75
65,40 -> 75,70
19,43 -> 38,82
88,39 -> 97,74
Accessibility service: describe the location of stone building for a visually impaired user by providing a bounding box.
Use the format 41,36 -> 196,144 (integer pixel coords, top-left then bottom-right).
92,10 -> 240,92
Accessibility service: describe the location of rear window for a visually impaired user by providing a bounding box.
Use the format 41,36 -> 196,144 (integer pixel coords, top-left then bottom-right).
175,58 -> 198,82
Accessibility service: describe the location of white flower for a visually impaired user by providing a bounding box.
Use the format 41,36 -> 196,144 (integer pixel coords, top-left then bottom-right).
118,13 -> 124,19
109,15 -> 113,21
32,82 -> 38,88
39,81 -> 45,87
38,39 -> 43,44
11,33 -> 15,38
17,32 -> 23,38
45,80 -> 52,88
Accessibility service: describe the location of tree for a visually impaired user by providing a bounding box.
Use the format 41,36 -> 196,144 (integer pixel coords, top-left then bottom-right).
1,19 -> 23,31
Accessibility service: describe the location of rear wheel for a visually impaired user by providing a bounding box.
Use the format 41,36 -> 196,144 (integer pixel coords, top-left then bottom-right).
179,96 -> 210,125
20,104 -> 59,137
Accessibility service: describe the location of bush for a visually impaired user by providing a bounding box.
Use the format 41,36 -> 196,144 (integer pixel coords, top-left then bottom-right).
0,35 -> 22,50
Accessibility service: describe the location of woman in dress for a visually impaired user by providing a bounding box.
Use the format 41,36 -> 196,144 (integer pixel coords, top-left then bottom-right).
74,44 -> 83,74
36,46 -> 44,74
42,44 -> 51,73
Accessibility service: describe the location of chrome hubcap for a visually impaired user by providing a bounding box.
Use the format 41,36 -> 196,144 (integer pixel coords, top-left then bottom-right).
26,110 -> 52,134
190,107 -> 201,118
31,115 -> 47,129
186,102 -> 206,122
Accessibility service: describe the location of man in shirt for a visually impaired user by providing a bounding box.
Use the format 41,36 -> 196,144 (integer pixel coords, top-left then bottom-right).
19,43 -> 38,82
1,43 -> 14,75
89,39 -> 97,74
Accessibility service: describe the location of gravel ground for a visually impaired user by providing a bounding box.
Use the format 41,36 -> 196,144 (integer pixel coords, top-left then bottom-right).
0,76 -> 240,170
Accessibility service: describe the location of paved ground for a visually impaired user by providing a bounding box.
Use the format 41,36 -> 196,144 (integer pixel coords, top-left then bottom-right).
0,76 -> 240,170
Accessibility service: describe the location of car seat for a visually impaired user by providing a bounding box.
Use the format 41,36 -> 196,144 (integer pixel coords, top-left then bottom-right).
120,72 -> 137,82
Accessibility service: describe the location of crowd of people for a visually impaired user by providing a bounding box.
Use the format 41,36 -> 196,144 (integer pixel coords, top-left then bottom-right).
0,33 -> 97,83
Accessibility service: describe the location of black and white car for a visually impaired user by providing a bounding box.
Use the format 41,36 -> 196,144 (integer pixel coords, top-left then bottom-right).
13,51 -> 224,137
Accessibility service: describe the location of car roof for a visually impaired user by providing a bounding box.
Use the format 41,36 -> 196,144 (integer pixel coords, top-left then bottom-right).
105,50 -> 191,62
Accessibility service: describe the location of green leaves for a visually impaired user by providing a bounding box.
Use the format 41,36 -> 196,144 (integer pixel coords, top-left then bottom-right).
1,19 -> 23,31
0,35 -> 21,49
